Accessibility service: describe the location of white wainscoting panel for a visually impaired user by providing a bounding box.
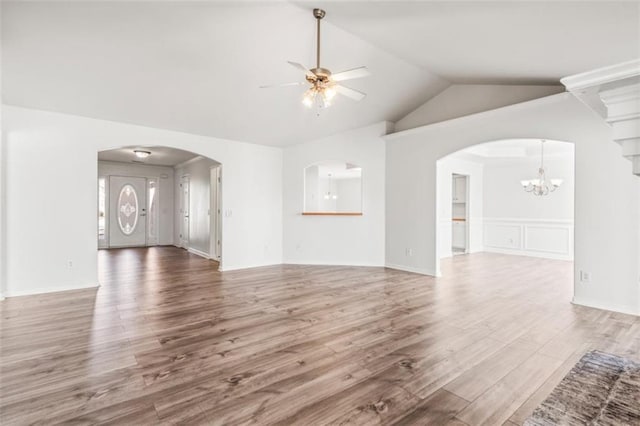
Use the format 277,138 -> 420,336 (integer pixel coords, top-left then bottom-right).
483,218 -> 573,260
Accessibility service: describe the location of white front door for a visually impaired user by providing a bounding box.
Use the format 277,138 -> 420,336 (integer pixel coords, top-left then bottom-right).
109,176 -> 147,247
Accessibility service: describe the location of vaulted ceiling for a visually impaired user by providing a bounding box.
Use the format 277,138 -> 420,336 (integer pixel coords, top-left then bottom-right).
2,2 -> 639,146
321,1 -> 640,84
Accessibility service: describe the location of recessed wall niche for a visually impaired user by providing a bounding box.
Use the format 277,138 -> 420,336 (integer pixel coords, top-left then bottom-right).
303,161 -> 363,215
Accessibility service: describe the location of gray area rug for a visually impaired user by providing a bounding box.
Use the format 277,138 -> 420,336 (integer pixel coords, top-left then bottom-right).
525,350 -> 640,426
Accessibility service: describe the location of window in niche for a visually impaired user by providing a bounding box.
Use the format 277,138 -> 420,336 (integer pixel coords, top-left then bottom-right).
303,161 -> 362,215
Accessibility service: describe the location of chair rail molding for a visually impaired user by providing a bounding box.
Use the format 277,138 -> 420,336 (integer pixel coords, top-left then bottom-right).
561,59 -> 640,176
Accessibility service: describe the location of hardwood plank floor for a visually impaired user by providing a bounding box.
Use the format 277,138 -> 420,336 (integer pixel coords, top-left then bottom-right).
1,247 -> 639,425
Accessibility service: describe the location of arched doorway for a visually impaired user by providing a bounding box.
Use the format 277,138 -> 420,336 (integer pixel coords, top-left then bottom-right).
97,146 -> 222,269
435,138 -> 575,274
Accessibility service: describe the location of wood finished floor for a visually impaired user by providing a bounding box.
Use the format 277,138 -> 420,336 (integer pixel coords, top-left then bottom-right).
1,247 -> 639,425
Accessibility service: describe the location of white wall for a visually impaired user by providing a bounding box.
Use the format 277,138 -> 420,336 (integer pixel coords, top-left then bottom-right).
283,122 -> 388,266
98,161 -> 175,246
0,104 -> 4,300
174,157 -> 218,256
395,84 -> 564,132
2,105 -> 282,296
483,156 -> 574,220
386,93 -> 640,315
336,178 -> 362,212
436,157 -> 484,265
482,154 -> 575,260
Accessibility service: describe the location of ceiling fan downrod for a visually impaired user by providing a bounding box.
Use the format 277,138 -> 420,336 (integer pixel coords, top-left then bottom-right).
313,8 -> 325,70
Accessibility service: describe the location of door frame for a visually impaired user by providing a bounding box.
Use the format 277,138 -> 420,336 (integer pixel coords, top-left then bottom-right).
209,165 -> 222,262
98,175 -> 109,249
179,174 -> 190,249
100,174 -> 163,249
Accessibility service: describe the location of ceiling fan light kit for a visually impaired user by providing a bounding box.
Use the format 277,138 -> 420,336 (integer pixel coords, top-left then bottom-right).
261,8 -> 371,112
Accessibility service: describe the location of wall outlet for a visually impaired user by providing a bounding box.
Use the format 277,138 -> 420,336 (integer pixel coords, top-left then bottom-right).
580,270 -> 591,283
405,248 -> 413,257
67,260 -> 73,269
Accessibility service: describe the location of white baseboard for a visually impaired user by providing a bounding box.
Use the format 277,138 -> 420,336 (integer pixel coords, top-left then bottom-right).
282,260 -> 384,268
219,262 -> 282,272
385,263 -> 436,277
572,297 -> 638,317
5,282 -> 100,298
483,247 -> 573,261
187,247 -> 212,260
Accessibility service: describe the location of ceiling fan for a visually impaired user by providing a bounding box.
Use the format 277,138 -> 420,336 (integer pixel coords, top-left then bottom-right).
260,8 -> 371,110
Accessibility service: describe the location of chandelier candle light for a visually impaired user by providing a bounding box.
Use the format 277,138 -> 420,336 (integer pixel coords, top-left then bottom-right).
521,140 -> 563,196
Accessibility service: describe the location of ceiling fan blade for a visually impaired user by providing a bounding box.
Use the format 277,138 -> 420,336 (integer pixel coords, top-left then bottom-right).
331,66 -> 371,82
287,61 -> 315,79
259,82 -> 305,89
335,84 -> 366,101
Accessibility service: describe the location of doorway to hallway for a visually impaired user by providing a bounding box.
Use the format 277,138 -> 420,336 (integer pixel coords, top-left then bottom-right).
97,146 -> 222,268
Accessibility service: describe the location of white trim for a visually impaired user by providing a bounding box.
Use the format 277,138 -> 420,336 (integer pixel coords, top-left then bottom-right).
483,247 -> 572,261
187,247 -> 211,260
5,282 -> 100,298
219,262 -> 282,272
384,263 -> 437,277
560,59 -> 640,92
572,297 -> 638,317
284,260 -> 384,267
483,218 -> 574,261
483,217 -> 573,225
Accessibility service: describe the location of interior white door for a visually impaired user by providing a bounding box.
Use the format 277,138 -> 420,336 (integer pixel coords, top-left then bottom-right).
179,175 -> 190,248
109,176 -> 147,247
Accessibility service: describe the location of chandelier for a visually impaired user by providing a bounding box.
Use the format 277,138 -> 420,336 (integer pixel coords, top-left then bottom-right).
520,140 -> 563,196
323,173 -> 338,200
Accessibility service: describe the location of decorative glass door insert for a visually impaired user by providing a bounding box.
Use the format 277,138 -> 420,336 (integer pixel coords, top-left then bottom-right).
108,176 -> 147,247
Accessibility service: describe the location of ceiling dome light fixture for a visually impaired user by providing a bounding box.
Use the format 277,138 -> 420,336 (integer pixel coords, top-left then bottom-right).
521,140 -> 563,196
133,150 -> 151,159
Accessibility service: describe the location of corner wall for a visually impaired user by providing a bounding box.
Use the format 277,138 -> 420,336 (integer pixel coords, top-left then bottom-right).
2,105 -> 283,296
385,93 -> 640,315
282,122 -> 388,266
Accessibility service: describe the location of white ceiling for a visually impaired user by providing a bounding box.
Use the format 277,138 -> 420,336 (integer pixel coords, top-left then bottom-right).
2,2 -> 639,147
1,1 -> 445,146
314,161 -> 362,179
321,1 -> 640,84
98,146 -> 200,167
